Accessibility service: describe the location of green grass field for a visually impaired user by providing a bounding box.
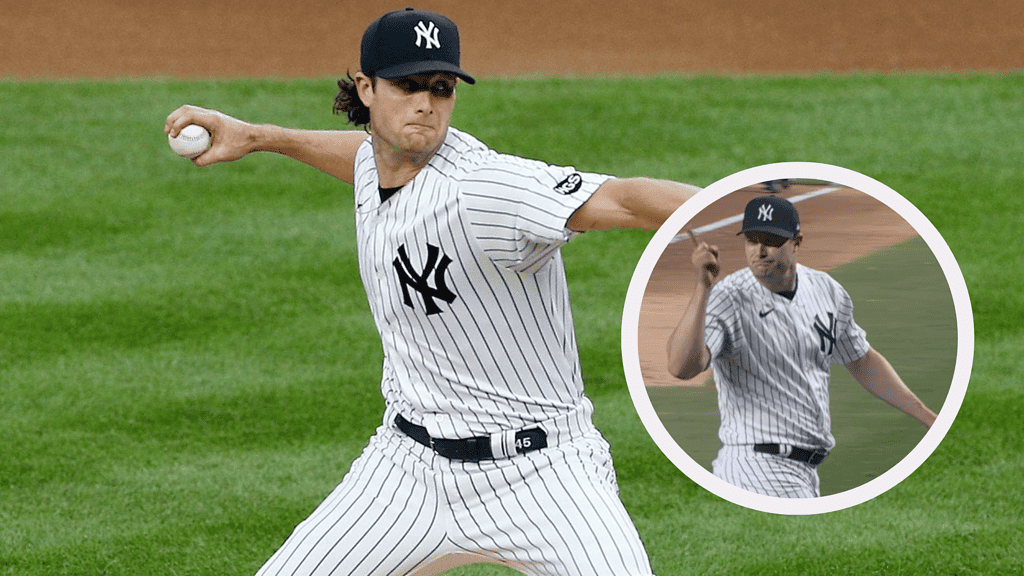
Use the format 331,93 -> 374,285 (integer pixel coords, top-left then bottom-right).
2,74 -> 1022,575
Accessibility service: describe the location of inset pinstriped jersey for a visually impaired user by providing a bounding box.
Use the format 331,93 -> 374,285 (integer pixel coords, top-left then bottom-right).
705,264 -> 870,451
353,128 -> 613,440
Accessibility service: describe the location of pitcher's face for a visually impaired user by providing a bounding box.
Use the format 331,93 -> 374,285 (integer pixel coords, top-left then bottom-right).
357,72 -> 458,158
744,232 -> 800,290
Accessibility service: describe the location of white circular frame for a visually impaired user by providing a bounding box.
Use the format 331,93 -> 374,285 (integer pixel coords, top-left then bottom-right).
621,162 -> 974,515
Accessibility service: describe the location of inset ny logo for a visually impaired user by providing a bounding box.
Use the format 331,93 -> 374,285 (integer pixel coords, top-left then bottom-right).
394,243 -> 457,315
414,21 -> 441,49
812,312 -> 837,354
758,203 -> 774,222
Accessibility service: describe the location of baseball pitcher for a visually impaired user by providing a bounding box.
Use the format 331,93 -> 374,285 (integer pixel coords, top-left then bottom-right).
667,195 -> 937,498
166,8 -> 700,575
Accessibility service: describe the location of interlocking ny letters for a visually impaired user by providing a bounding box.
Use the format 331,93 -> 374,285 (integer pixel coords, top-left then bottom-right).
813,312 -> 837,354
394,243 -> 457,315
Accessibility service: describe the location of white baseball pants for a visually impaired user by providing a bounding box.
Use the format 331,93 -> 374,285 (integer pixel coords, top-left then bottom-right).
254,424 -> 654,576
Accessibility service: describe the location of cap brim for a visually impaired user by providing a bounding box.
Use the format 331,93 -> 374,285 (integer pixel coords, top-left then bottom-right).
737,225 -> 796,239
376,61 -> 476,84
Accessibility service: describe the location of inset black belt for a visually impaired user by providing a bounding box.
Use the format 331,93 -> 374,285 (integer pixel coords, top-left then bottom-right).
754,443 -> 829,467
395,414 -> 547,462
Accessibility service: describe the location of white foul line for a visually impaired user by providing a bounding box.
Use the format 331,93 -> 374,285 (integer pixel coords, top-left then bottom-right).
670,183 -> 844,242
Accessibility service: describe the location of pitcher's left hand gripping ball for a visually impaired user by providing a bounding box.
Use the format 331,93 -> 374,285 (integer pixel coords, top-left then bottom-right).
168,124 -> 211,159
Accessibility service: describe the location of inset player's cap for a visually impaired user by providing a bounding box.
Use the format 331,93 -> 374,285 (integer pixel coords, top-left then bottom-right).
360,7 -> 476,84
738,195 -> 801,239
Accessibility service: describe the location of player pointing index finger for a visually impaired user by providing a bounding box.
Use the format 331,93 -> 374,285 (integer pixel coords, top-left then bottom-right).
687,229 -> 721,287
167,7 -> 703,575
667,194 -> 937,498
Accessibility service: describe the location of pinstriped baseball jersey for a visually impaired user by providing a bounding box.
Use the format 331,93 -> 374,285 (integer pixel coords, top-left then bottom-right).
705,263 -> 870,451
353,127 -> 612,439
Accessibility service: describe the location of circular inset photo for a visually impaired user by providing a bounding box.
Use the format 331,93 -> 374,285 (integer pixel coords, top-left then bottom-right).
622,162 -> 973,515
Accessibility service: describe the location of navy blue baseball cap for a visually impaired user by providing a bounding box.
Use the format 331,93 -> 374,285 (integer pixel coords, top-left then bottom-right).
738,195 -> 801,239
360,8 -> 476,84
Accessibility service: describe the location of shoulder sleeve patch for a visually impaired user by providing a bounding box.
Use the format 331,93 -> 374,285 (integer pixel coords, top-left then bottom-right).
553,172 -> 583,195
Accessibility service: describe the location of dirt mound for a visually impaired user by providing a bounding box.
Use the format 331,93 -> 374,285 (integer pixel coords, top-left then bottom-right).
2,0 -> 1019,79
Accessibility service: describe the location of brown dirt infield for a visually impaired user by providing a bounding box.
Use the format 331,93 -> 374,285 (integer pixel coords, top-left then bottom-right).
2,0 -> 1021,79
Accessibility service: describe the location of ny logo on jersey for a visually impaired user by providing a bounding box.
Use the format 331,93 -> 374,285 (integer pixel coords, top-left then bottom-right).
394,243 -> 457,315
414,21 -> 441,49
758,203 -> 774,222
813,312 -> 837,354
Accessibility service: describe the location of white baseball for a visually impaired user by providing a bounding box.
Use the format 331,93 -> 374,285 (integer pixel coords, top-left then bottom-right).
168,124 -> 211,159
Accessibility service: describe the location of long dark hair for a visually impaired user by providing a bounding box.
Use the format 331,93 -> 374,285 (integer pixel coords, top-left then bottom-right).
333,72 -> 372,130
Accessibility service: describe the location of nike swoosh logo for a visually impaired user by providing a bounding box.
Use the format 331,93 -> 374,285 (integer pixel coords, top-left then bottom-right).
759,309 -> 774,318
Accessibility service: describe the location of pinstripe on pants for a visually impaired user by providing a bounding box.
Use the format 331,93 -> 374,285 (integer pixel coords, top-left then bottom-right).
255,425 -> 654,576
712,445 -> 820,498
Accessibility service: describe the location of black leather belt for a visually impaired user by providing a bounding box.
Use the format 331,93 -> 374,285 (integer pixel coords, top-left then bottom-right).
754,443 -> 829,467
395,414 -> 547,461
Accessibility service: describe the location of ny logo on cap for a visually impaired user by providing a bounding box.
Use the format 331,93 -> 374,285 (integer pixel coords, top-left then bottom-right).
415,21 -> 441,49
758,203 -> 774,222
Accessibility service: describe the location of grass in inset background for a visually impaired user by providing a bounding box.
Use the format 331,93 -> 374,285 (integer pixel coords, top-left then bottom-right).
1,73 -> 1022,575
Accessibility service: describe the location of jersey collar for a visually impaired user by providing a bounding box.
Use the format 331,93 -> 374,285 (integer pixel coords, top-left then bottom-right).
774,272 -> 799,301
379,184 -> 404,203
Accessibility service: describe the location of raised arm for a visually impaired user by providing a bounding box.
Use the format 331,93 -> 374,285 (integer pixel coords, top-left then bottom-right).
666,239 -> 720,380
164,105 -> 370,184
844,347 -> 938,428
567,177 -> 702,232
